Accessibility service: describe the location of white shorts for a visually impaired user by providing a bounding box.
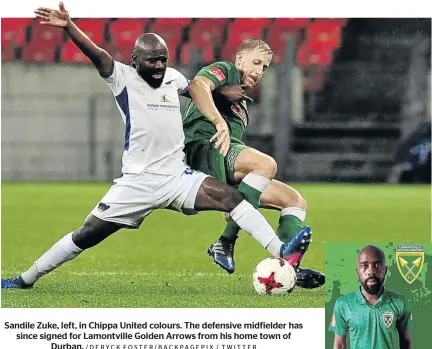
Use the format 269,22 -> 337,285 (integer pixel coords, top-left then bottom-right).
89,166 -> 209,228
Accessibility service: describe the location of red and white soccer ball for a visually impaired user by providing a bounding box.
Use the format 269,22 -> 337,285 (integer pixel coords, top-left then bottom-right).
252,257 -> 297,295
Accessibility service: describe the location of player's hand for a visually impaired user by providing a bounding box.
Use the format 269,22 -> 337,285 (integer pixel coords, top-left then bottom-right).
34,1 -> 70,28
218,85 -> 253,103
210,119 -> 230,157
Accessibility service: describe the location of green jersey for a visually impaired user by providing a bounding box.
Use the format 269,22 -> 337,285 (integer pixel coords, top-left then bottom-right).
183,61 -> 249,145
329,287 -> 412,349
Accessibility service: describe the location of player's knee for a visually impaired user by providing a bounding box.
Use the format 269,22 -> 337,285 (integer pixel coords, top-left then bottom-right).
72,216 -> 110,249
72,226 -> 90,249
295,193 -> 307,210
254,156 -> 277,179
286,192 -> 306,210
299,196 -> 307,210
279,186 -> 307,210
266,157 -> 278,178
72,221 -> 97,249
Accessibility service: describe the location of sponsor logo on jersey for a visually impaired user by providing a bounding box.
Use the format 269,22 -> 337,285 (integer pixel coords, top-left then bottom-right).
396,245 -> 424,284
383,311 -> 394,328
164,79 -> 175,85
209,67 -> 225,82
98,202 -> 110,212
146,103 -> 180,111
231,103 -> 248,128
147,95 -> 180,112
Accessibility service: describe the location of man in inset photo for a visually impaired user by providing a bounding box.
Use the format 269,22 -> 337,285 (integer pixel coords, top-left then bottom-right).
328,245 -> 413,349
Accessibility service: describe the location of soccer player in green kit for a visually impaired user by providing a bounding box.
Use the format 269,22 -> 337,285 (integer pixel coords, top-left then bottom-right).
183,38 -> 324,288
329,245 -> 413,349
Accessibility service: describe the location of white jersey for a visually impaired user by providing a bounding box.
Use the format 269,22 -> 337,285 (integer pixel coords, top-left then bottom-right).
103,61 -> 190,174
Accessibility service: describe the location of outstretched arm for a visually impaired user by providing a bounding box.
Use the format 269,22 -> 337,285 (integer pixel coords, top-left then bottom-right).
188,76 -> 224,125
34,1 -> 113,77
187,76 -> 230,156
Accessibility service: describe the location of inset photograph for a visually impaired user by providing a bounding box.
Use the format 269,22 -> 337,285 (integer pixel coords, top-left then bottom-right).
325,243 -> 431,349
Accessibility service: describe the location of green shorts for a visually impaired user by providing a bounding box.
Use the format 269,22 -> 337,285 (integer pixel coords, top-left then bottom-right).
184,139 -> 248,185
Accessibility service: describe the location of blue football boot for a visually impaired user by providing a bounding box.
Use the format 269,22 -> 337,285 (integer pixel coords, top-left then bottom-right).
207,237 -> 236,274
1,275 -> 33,289
280,225 -> 312,271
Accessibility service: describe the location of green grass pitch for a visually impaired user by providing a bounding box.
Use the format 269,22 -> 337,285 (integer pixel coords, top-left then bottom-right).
1,182 -> 430,308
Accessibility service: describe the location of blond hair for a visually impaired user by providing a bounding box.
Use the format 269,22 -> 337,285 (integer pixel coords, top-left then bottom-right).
235,38 -> 273,56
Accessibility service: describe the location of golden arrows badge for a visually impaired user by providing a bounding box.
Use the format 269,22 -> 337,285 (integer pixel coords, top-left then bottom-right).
396,245 -> 424,284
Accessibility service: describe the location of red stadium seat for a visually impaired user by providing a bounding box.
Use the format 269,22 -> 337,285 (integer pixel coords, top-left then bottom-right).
149,19 -> 193,49
314,18 -> 348,27
272,18 -> 310,30
220,45 -> 237,61
306,21 -> 342,49
267,26 -> 301,50
151,18 -> 192,29
74,19 -> 107,45
159,32 -> 183,52
221,23 -> 269,60
109,18 -> 148,47
29,23 -> 64,48
266,28 -> 290,63
231,18 -> 272,30
225,28 -> 264,49
308,31 -> 341,51
112,46 -> 133,64
179,42 -> 215,64
297,42 -> 333,67
61,40 -> 91,63
192,18 -> 230,30
148,27 -> 181,48
225,19 -> 267,50
188,27 -> 222,46
189,18 -> 230,45
165,37 -> 184,61
22,42 -> 56,62
1,18 -> 32,47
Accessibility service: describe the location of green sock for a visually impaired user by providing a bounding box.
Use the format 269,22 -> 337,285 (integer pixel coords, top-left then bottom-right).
221,174 -> 270,240
221,218 -> 240,240
276,208 -> 306,243
238,180 -> 263,208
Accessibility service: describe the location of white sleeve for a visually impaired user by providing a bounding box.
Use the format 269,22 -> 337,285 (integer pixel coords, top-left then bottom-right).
174,69 -> 190,95
102,60 -> 129,96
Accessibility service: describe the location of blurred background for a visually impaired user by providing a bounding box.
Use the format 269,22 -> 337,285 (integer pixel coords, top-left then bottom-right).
1,18 -> 431,184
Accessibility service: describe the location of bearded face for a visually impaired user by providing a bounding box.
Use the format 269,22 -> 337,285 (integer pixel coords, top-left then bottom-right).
132,48 -> 168,89
357,256 -> 387,295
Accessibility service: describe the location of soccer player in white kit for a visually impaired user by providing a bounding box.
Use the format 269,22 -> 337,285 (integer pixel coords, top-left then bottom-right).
2,2 -> 311,289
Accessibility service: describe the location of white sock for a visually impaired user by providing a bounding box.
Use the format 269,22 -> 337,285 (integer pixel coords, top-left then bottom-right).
242,173 -> 271,192
21,232 -> 83,285
266,237 -> 284,257
230,200 -> 283,255
281,207 -> 306,222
